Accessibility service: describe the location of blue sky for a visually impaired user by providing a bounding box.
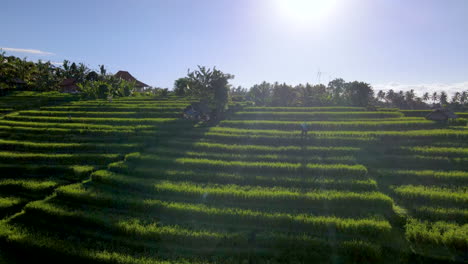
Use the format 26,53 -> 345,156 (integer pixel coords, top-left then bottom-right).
2,0 -> 468,94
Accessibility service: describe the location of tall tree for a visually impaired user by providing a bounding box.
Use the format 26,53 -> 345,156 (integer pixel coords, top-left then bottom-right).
295,84 -> 312,106
186,66 -> 233,115
248,81 -> 272,106
376,90 -> 386,102
451,92 -> 461,104
439,91 -> 448,105
461,91 -> 467,105
327,78 -> 346,104
271,82 -> 296,106
343,81 -> 374,106
173,77 -> 191,96
422,92 -> 430,103
431,92 -> 439,104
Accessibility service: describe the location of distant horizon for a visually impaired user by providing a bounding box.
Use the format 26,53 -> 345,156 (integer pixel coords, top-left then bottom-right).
2,0 -> 467,95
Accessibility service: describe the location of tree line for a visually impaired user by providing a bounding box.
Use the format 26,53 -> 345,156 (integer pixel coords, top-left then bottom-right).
176,71 -> 467,112
1,52 -> 466,112
0,52 -> 148,99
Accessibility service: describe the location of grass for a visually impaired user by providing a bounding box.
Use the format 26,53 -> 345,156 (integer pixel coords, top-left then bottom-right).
0,95 -> 465,263
0,151 -> 121,165
124,153 -> 368,177
379,169 -> 468,185
412,206 -> 468,223
55,184 -> 392,238
103,167 -> 378,191
207,127 -> 468,139
18,110 -> 182,118
152,147 -> 357,164
0,139 -> 140,153
4,114 -> 179,125
391,185 -> 468,206
401,146 -> 468,157
219,119 -> 440,131
231,111 -> 404,120
0,179 -> 60,192
0,119 -> 156,130
243,106 -> 368,112
0,197 -> 25,209
165,141 -> 361,155
91,170 -> 392,211
405,218 -> 467,252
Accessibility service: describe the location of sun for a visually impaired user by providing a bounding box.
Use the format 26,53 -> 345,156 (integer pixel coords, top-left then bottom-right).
275,0 -> 337,24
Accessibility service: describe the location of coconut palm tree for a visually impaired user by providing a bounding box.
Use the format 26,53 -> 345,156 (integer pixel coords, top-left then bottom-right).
377,90 -> 386,102
439,91 -> 448,105
451,92 -> 461,104
431,92 -> 439,104
422,92 -> 430,103
461,91 -> 467,105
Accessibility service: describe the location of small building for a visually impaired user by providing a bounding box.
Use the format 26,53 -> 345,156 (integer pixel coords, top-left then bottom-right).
425,108 -> 458,121
114,71 -> 149,92
60,78 -> 80,93
1,77 -> 26,94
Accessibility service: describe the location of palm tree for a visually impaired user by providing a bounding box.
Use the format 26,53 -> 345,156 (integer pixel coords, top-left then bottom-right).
451,92 -> 461,104
422,92 -> 430,103
405,89 -> 416,109
439,91 -> 448,105
461,91 -> 468,105
377,90 -> 386,102
385,89 -> 395,105
431,92 -> 438,104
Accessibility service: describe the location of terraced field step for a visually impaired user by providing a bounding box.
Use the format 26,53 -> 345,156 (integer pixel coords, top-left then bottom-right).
391,185 -> 468,207
220,119 -> 442,131
156,141 -> 362,155
91,170 -> 392,214
404,206 -> 468,223
0,139 -> 141,153
150,147 -> 358,165
0,164 -> 94,180
4,114 -> 179,125
230,111 -> 404,120
0,152 -> 122,165
18,110 -> 182,118
0,179 -> 63,196
243,106 -> 368,112
361,154 -> 468,170
207,127 -> 468,139
0,213 -> 389,263
41,106 -> 186,112
122,153 -> 369,177
389,146 -> 468,158
377,169 -> 468,185
0,119 -> 157,130
54,183 -> 393,239
111,167 -> 378,191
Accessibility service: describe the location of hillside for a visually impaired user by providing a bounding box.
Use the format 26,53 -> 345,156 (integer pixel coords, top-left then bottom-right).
0,96 -> 466,263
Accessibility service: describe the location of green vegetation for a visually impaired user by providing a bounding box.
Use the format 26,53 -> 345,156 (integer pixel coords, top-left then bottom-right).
0,95 -> 466,263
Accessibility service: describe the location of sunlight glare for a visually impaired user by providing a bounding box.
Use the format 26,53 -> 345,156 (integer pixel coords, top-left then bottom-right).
275,0 -> 337,24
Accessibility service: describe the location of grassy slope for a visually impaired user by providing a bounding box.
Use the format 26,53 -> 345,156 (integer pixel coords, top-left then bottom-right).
0,102 -> 466,263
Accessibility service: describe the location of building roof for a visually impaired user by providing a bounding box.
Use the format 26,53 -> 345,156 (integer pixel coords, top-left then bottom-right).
9,78 -> 26,84
114,71 -> 149,88
426,108 -> 458,120
60,78 -> 77,86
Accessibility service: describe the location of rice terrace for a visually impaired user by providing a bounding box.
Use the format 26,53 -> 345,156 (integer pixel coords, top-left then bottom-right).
1,0 -> 468,263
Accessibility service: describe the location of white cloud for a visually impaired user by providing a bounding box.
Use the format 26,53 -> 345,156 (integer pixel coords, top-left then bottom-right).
372,81 -> 468,96
0,47 -> 54,56
50,61 -> 63,66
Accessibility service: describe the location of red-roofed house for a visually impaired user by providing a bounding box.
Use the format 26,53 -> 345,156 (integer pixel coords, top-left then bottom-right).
114,71 -> 149,92
60,78 -> 80,93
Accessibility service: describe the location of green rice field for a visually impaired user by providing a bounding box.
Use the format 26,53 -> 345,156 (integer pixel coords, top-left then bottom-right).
0,94 -> 466,263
